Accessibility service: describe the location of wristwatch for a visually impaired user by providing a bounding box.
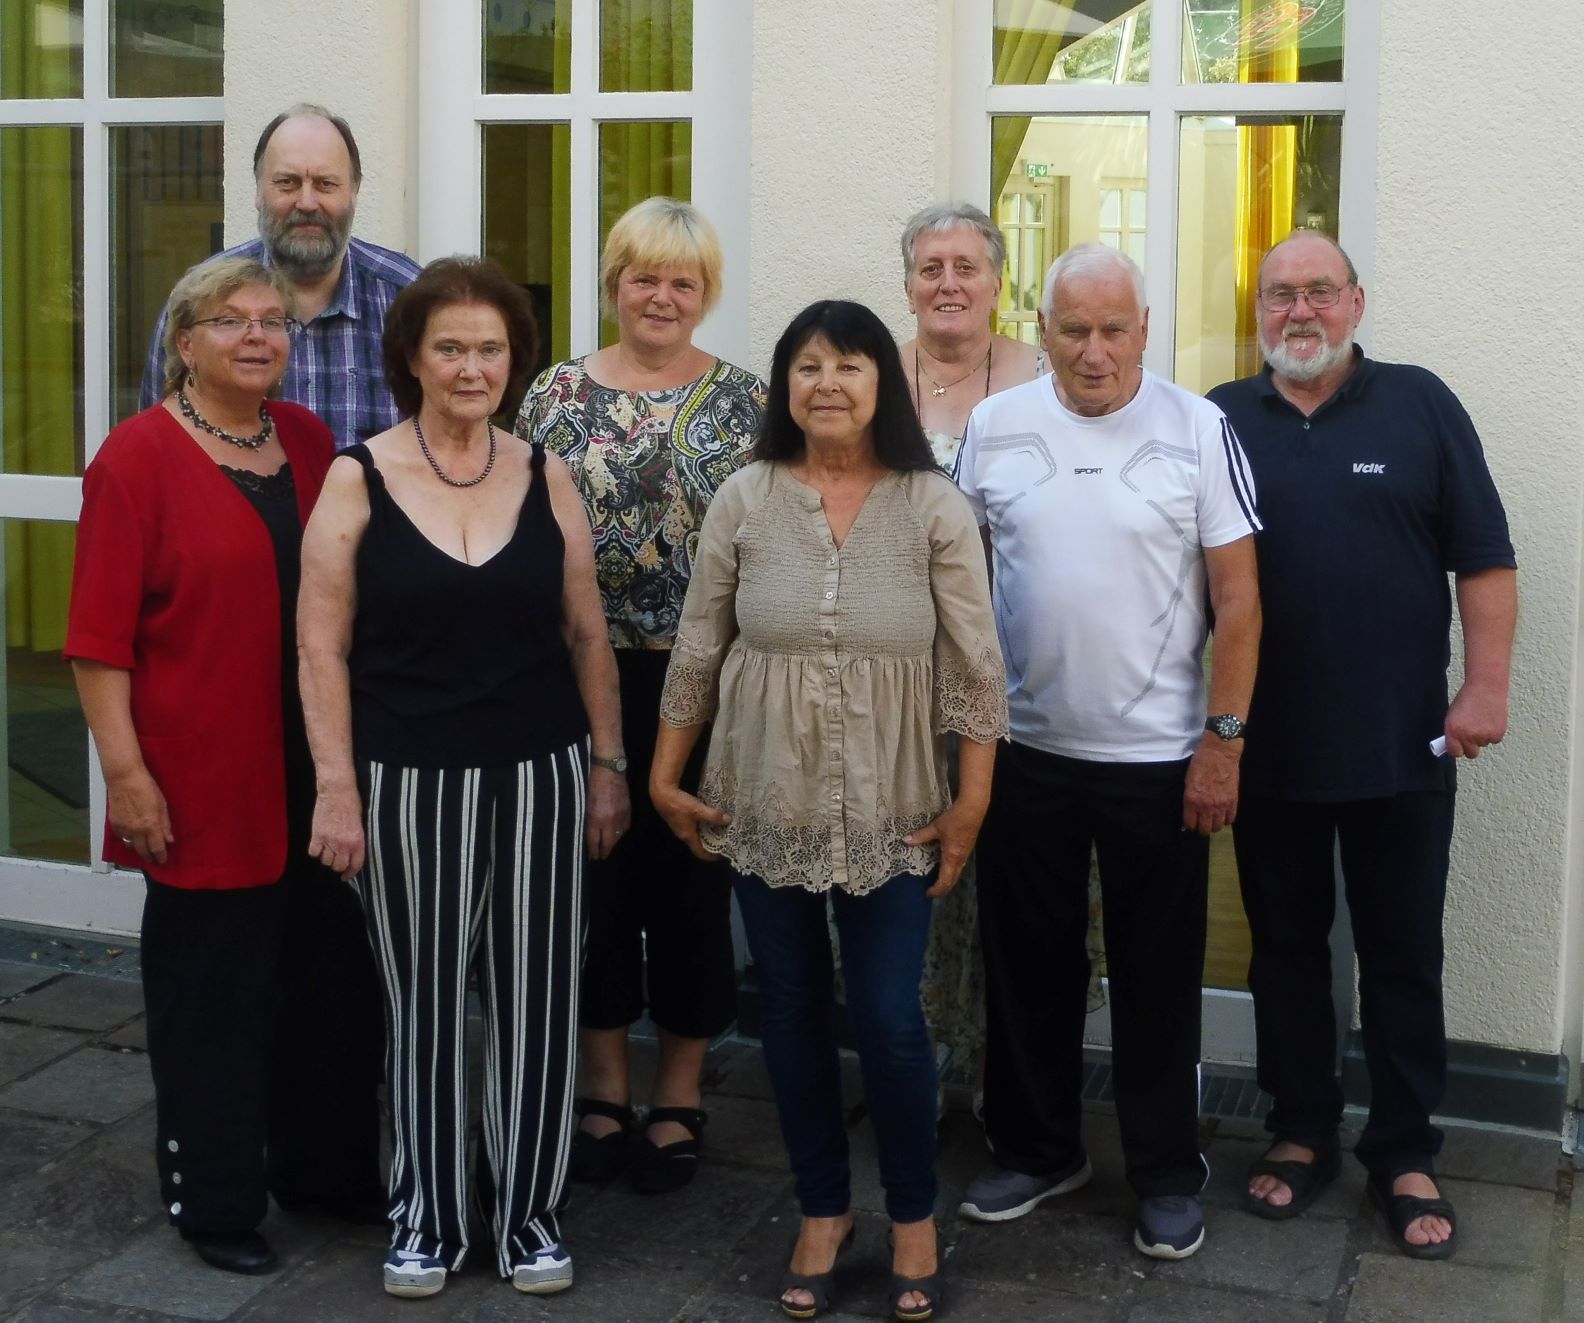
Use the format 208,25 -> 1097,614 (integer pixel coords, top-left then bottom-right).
1205,714 -> 1248,742
591,752 -> 629,774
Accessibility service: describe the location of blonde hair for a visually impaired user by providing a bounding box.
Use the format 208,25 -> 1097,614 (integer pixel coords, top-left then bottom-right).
599,197 -> 723,318
160,257 -> 296,397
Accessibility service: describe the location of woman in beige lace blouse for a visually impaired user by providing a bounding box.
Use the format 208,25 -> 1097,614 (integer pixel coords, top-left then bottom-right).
652,301 -> 1007,1323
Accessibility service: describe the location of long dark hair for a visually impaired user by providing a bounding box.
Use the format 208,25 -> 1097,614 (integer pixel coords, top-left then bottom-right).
755,300 -> 937,472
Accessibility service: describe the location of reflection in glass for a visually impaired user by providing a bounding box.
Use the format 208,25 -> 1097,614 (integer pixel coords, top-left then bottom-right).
601,0 -> 691,92
481,122 -> 569,378
0,519 -> 89,866
111,126 -> 224,425
483,0 -> 571,94
110,0 -> 223,97
993,0 -> 1149,86
991,115 -> 1146,343
1174,114 -> 1341,392
597,120 -> 691,346
1,127 -> 84,477
0,0 -> 82,99
1182,0 -> 1343,84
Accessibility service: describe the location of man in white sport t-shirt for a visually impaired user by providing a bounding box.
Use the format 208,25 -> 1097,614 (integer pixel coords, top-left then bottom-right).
954,243 -> 1262,1262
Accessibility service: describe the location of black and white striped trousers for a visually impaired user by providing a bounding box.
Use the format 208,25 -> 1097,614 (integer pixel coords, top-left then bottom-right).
357,742 -> 586,1275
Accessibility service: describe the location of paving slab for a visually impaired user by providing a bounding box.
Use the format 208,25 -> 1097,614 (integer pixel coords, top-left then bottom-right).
455,1241 -> 718,1322
1125,1279 -> 1331,1321
1351,1176 -> 1552,1271
0,1230 -> 101,1318
0,1024 -> 88,1088
0,1113 -> 95,1186
673,1297 -> 876,1322
1343,1253 -> 1543,1323
1435,1122 -> 1563,1193
1562,1234 -> 1584,1321
697,1092 -> 797,1172
11,1302 -> 193,1323
0,1111 -> 160,1249
3,976 -> 146,1032
1157,1209 -> 1350,1302
945,1207 -> 1145,1304
229,1241 -> 494,1323
100,1019 -> 148,1052
0,960 -> 54,1000
571,1160 -> 787,1258
0,1046 -> 154,1124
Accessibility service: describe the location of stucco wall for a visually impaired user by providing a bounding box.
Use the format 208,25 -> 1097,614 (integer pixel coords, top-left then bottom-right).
748,0 -> 953,371
1372,2 -> 1584,1056
222,1 -> 414,255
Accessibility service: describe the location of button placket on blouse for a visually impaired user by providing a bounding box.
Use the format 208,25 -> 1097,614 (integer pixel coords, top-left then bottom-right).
820,531 -> 848,889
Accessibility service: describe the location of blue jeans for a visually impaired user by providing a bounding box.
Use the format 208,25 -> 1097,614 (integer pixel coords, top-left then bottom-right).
732,869 -> 939,1223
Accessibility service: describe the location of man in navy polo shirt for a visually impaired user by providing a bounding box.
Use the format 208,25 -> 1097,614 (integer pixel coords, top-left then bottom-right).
1208,232 -> 1516,1261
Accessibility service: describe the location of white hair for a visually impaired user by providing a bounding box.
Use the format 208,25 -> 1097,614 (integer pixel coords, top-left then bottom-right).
1040,243 -> 1147,320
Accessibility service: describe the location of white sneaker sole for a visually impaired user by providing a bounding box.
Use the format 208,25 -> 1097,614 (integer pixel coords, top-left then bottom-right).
958,1157 -> 1094,1222
513,1263 -> 574,1295
383,1273 -> 446,1299
1133,1225 -> 1205,1260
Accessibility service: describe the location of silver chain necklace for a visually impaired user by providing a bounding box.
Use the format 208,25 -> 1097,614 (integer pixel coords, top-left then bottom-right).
414,417 -> 497,488
177,386 -> 273,450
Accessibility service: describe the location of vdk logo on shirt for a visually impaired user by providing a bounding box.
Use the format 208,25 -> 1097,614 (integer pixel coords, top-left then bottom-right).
1352,462 -> 1386,474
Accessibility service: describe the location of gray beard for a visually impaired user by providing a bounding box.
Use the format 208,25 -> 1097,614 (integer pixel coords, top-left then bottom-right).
1261,325 -> 1354,382
258,205 -> 351,283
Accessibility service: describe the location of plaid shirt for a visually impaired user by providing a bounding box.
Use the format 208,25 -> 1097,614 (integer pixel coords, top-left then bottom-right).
140,236 -> 422,451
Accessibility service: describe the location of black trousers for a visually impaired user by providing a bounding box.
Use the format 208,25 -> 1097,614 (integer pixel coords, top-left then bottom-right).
141,858 -> 384,1234
977,742 -> 1209,1197
1233,790 -> 1454,1178
579,648 -> 737,1039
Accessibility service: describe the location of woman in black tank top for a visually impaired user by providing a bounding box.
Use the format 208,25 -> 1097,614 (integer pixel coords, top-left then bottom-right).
298,259 -> 627,1302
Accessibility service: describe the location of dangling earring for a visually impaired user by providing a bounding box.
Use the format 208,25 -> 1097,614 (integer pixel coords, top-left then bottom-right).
185,365 -> 199,393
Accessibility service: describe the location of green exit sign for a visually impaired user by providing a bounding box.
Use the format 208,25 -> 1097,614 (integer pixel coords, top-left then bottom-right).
1025,162 -> 1051,178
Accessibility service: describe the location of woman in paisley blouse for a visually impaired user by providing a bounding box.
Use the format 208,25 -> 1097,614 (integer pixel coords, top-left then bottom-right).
652,300 -> 1007,1322
514,197 -> 764,1195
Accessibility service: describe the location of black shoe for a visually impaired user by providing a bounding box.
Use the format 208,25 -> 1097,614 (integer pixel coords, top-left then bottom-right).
630,1106 -> 707,1194
570,1097 -> 636,1183
180,1229 -> 279,1275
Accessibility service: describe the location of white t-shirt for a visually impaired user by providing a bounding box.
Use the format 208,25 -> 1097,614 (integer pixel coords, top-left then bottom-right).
955,369 -> 1260,763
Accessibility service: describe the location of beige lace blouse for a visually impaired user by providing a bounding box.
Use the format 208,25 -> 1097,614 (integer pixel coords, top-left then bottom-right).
659,461 -> 1008,894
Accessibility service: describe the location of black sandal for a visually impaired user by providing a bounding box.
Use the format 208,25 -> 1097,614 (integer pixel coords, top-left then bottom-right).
569,1097 -> 634,1183
1242,1135 -> 1341,1221
1368,1169 -> 1458,1260
779,1220 -> 856,1320
630,1105 -> 706,1194
891,1268 -> 944,1323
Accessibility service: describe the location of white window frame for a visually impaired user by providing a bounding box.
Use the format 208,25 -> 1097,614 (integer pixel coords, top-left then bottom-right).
415,0 -> 751,364
950,0 -> 1380,382
0,0 -> 222,934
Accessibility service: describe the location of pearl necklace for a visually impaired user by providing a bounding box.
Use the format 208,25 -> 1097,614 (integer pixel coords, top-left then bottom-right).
414,417 -> 497,488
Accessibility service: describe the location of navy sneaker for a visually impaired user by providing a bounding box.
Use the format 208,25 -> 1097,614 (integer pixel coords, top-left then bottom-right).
1133,1195 -> 1206,1259
383,1249 -> 446,1297
958,1151 -> 1093,1222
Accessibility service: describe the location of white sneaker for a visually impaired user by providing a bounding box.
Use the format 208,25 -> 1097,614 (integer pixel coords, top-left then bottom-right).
383,1249 -> 447,1298
512,1243 -> 574,1295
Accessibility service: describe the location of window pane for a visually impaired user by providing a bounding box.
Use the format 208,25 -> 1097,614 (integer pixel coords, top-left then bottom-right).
1,126 -> 84,477
990,115 -> 1146,342
1,517 -> 89,866
0,0 -> 82,98
483,0 -> 571,94
1182,0 -> 1343,84
597,120 -> 691,346
481,122 -> 569,378
110,0 -> 222,98
993,0 -> 1150,86
601,0 -> 691,92
110,125 -> 223,425
1174,113 -> 1342,392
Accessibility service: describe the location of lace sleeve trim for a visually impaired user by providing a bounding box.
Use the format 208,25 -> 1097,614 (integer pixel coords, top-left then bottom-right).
658,638 -> 719,726
934,645 -> 1009,743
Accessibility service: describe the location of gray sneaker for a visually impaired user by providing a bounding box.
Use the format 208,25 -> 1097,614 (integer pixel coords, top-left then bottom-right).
958,1151 -> 1093,1222
512,1243 -> 574,1295
1133,1195 -> 1205,1259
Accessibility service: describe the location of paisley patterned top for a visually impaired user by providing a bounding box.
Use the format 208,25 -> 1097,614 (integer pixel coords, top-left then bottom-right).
514,356 -> 766,649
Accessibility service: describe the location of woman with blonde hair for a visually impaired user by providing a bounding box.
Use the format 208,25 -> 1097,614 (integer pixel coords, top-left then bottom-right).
516,197 -> 764,1194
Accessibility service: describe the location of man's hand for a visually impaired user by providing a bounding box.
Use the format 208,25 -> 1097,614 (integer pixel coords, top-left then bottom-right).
1183,739 -> 1242,835
1444,680 -> 1509,759
586,765 -> 631,860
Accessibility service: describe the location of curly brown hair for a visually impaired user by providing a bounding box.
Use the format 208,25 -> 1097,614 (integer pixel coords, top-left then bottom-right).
382,257 -> 540,418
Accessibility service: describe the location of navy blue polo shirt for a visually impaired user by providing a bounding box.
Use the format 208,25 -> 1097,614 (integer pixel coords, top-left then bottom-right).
1207,350 -> 1515,802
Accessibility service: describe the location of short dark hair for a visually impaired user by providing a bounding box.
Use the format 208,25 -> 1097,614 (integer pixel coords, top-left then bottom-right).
756,300 -> 937,472
381,257 -> 540,418
253,104 -> 363,185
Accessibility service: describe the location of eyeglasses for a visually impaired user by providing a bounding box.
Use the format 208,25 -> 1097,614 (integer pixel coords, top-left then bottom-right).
190,315 -> 301,336
1257,283 -> 1350,312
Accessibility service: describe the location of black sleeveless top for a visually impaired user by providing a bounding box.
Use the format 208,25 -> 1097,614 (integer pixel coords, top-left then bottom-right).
345,441 -> 588,769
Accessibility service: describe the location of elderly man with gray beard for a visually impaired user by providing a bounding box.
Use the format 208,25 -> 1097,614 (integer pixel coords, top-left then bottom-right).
1207,231 -> 1517,1262
141,103 -> 420,451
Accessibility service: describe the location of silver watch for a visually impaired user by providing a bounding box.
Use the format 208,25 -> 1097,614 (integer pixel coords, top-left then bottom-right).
1205,714 -> 1248,741
590,753 -> 629,774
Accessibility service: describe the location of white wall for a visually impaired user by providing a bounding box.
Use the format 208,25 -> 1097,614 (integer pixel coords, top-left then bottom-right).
222,0 -> 415,255
747,0 -> 954,372
1373,0 -> 1584,1060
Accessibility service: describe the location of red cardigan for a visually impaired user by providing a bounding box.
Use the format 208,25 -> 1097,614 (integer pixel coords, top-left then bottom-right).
65,401 -> 334,889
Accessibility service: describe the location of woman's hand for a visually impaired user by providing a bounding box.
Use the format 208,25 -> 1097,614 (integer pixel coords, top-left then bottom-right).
905,798 -> 987,898
309,785 -> 365,881
106,768 -> 174,866
587,766 -> 632,861
651,780 -> 730,862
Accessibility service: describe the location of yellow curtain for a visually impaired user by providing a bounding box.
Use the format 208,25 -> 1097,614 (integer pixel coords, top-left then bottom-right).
595,0 -> 692,347
1232,1 -> 1299,377
1,2 -> 82,652
990,0 -> 1074,201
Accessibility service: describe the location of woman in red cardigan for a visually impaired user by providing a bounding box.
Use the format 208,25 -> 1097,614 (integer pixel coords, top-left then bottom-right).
66,256 -> 384,1276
